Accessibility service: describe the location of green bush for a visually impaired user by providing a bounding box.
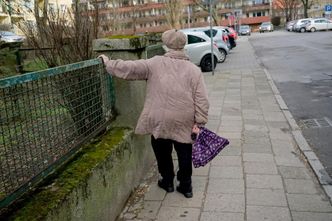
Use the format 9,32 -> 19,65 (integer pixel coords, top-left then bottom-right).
271,17 -> 281,26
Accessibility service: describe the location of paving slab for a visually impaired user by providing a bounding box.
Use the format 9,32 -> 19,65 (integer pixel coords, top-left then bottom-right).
210,166 -> 243,179
291,211 -> 332,221
204,193 -> 245,212
200,212 -> 244,221
278,166 -> 312,179
247,206 -> 291,221
207,178 -> 244,194
247,189 -> 288,207
246,174 -> 283,189
244,161 -> 278,174
156,207 -> 201,221
287,194 -> 332,212
284,179 -> 318,194
211,155 -> 242,166
243,153 -> 274,162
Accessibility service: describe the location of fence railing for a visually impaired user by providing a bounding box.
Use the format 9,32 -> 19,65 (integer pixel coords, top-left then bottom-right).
0,58 -> 115,209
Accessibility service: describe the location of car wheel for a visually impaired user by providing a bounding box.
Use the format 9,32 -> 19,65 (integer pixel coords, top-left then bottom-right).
218,49 -> 227,63
310,27 -> 316,32
300,27 -> 306,33
200,54 -> 217,72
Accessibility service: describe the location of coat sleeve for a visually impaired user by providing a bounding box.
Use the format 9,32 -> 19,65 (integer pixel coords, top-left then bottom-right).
104,59 -> 150,80
194,73 -> 209,125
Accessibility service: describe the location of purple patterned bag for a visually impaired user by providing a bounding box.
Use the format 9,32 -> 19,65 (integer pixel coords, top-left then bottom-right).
192,127 -> 230,168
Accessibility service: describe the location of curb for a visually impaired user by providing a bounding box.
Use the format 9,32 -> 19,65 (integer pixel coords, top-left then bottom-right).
263,67 -> 332,202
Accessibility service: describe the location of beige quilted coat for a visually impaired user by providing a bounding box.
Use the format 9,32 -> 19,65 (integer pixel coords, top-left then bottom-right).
103,50 -> 209,144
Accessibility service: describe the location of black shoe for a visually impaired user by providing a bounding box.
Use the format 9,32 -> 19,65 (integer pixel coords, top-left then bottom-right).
176,185 -> 193,198
158,179 -> 174,192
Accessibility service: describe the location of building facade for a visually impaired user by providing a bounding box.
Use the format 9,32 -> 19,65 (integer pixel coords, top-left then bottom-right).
93,0 -> 274,35
0,0 -> 72,33
1,0 -> 329,35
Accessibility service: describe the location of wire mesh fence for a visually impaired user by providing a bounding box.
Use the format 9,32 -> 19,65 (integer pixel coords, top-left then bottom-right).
0,58 -> 115,208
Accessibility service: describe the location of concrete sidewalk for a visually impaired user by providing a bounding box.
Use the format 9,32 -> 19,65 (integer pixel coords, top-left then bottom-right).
118,37 -> 332,221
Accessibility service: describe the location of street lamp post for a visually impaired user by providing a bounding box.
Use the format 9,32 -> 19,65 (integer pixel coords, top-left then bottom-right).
209,0 -> 214,75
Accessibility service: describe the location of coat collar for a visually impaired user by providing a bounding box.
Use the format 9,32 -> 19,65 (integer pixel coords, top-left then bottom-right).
164,49 -> 190,61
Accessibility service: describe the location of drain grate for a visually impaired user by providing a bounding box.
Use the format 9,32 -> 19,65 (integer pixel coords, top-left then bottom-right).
299,117 -> 332,129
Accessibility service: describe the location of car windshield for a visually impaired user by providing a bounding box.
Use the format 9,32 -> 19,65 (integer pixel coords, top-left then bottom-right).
261,23 -> 270,26
240,26 -> 249,30
0,31 -> 16,36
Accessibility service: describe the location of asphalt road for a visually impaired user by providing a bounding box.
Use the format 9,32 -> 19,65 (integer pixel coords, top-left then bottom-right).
249,30 -> 332,178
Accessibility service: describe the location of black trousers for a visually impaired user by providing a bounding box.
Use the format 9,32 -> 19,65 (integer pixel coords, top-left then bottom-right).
151,136 -> 192,186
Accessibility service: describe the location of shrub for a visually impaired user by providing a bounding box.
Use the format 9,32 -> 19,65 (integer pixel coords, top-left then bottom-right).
271,17 -> 281,26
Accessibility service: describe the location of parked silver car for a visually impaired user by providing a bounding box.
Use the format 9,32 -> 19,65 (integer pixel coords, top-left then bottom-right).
286,20 -> 296,31
293,18 -> 312,32
180,27 -> 229,63
305,18 -> 332,32
238,25 -> 251,36
259,22 -> 274,33
174,31 -> 223,72
0,31 -> 25,43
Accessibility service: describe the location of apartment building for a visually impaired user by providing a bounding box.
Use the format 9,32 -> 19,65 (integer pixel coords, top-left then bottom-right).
93,0 -> 273,35
0,0 -> 72,33
2,0 -> 327,36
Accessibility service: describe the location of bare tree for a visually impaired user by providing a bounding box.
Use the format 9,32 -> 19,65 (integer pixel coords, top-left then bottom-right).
165,0 -> 184,29
299,0 -> 313,18
20,1 -> 100,67
192,0 -> 221,26
19,2 -> 104,136
276,0 -> 300,21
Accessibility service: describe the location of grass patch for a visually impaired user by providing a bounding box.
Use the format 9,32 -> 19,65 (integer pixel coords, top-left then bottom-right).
106,35 -> 141,39
23,59 -> 48,73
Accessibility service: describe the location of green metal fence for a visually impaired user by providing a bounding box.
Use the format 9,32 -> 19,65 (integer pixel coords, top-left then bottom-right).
0,58 -> 115,209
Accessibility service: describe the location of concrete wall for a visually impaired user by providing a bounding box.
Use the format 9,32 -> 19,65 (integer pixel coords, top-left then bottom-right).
46,130 -> 153,221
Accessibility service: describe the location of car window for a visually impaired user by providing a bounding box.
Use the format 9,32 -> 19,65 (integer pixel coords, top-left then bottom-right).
203,29 -> 217,37
1,32 -> 15,36
187,35 -> 206,44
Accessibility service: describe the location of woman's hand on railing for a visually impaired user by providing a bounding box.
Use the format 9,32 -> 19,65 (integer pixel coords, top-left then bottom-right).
98,54 -> 110,64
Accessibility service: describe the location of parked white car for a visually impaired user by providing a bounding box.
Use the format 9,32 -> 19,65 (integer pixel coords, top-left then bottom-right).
169,31 -> 222,72
305,18 -> 332,32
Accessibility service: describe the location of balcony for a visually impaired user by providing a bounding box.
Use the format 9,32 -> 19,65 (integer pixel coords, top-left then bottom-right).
243,4 -> 270,12
0,11 -> 9,18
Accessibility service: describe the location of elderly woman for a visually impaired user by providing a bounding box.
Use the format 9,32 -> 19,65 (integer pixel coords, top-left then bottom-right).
99,29 -> 209,198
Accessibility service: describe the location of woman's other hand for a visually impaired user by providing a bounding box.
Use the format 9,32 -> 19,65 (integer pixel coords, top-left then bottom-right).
192,124 -> 200,134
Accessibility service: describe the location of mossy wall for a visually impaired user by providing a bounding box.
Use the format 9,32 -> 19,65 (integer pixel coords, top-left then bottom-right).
5,128 -> 153,221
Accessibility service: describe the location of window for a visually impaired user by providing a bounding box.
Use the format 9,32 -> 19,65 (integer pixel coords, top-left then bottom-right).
187,35 -> 206,44
60,4 -> 66,13
203,29 -> 217,37
48,3 -> 55,13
